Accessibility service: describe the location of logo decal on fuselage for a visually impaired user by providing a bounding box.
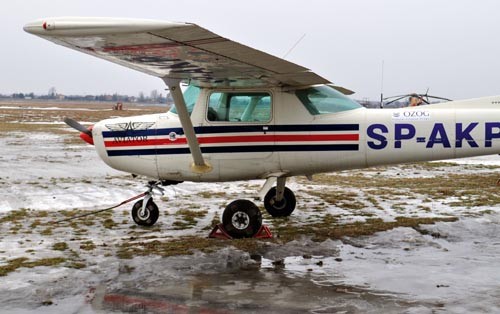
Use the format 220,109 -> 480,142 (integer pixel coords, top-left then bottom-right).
168,132 -> 177,141
392,110 -> 430,121
105,122 -> 155,142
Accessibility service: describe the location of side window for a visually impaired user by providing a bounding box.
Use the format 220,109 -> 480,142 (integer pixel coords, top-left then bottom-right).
207,92 -> 271,122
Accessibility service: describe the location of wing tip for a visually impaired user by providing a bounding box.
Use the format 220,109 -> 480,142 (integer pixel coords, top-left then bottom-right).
24,17 -> 189,36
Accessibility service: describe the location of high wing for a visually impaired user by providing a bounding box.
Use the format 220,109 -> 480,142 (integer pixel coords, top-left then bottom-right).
24,17 -> 331,88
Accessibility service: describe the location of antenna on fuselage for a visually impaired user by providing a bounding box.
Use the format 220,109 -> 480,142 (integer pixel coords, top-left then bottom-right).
380,60 -> 385,108
283,33 -> 307,59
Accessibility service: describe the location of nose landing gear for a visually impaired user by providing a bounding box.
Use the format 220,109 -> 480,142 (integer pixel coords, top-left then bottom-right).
131,199 -> 159,226
131,181 -> 164,227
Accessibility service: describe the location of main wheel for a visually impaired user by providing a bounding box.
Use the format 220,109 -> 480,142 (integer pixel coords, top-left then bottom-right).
264,187 -> 296,217
222,200 -> 262,238
131,199 -> 159,226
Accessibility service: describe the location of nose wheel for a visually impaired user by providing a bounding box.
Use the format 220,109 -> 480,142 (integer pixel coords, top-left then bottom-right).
131,199 -> 159,226
131,181 -> 164,227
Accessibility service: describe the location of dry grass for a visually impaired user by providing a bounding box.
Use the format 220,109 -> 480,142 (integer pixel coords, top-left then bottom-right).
0,257 -> 67,277
79,240 -> 96,251
0,208 -> 30,224
197,191 -> 228,199
270,215 -> 458,243
102,218 -> 118,229
116,214 -> 458,259
307,190 -> 366,210
52,242 -> 68,251
0,101 -> 165,137
172,208 -> 209,230
308,170 -> 500,208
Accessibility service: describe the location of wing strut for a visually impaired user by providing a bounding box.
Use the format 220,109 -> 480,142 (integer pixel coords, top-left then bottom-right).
163,79 -> 212,173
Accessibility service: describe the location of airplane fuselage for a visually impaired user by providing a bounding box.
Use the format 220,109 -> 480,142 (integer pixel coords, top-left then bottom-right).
90,87 -> 500,182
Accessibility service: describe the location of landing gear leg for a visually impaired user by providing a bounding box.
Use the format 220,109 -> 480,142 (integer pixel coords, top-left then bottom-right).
131,181 -> 164,227
264,177 -> 296,217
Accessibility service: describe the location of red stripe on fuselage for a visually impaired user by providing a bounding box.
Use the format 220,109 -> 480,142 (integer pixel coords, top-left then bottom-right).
104,134 -> 359,148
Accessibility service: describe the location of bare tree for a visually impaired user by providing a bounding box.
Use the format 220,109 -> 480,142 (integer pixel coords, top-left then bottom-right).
150,89 -> 159,102
48,87 -> 57,98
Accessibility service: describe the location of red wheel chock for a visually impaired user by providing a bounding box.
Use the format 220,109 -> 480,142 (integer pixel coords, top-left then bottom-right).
208,224 -> 273,239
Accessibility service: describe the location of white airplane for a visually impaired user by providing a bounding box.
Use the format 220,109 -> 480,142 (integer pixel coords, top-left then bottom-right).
24,17 -> 500,238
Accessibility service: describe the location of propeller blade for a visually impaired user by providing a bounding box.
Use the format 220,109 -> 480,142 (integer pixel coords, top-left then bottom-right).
384,95 -> 408,106
383,94 -> 409,101
418,95 -> 430,104
427,95 -> 453,101
64,117 -> 92,136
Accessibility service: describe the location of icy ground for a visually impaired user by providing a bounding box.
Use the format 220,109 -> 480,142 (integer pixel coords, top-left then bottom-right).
2,132 -> 500,313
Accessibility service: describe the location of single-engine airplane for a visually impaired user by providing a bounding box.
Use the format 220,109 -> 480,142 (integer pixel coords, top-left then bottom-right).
24,17 -> 500,238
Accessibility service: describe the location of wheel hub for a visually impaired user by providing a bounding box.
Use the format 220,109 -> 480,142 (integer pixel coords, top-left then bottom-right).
138,208 -> 150,220
231,211 -> 250,230
270,197 -> 287,210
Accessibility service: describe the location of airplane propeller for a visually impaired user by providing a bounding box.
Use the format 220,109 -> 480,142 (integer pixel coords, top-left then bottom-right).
64,117 -> 92,136
64,117 -> 94,145
382,91 -> 452,107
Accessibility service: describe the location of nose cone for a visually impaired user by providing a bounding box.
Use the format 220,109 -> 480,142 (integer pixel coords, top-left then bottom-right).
79,125 -> 94,145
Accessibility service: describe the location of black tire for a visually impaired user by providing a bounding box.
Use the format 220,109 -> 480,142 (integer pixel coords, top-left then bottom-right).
222,200 -> 262,238
264,187 -> 296,217
131,199 -> 159,226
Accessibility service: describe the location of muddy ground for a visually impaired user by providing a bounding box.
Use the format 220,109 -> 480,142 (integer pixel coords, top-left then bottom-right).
1,101 -> 500,313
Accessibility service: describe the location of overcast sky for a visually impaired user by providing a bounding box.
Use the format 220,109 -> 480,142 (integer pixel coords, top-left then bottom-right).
2,0 -> 499,100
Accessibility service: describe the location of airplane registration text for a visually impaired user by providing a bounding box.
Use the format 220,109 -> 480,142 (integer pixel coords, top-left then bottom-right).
367,122 -> 500,149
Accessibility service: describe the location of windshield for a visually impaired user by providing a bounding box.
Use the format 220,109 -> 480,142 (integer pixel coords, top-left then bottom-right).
169,85 -> 201,115
295,85 -> 362,115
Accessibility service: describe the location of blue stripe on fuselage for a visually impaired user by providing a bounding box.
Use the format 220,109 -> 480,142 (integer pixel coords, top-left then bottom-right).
102,124 -> 360,138
106,144 -> 359,157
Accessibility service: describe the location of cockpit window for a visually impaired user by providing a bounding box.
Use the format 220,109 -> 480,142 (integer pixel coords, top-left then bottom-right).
169,85 -> 201,115
207,92 -> 271,122
295,86 -> 362,115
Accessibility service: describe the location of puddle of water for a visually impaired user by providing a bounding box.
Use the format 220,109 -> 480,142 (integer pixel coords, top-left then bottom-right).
92,267 -> 428,314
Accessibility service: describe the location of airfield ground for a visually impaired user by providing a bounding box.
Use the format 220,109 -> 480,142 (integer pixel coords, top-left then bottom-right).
1,101 -> 500,313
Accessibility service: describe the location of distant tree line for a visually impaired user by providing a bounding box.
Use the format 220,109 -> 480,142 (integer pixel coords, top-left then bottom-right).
0,87 -> 172,104
9,92 -> 35,99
